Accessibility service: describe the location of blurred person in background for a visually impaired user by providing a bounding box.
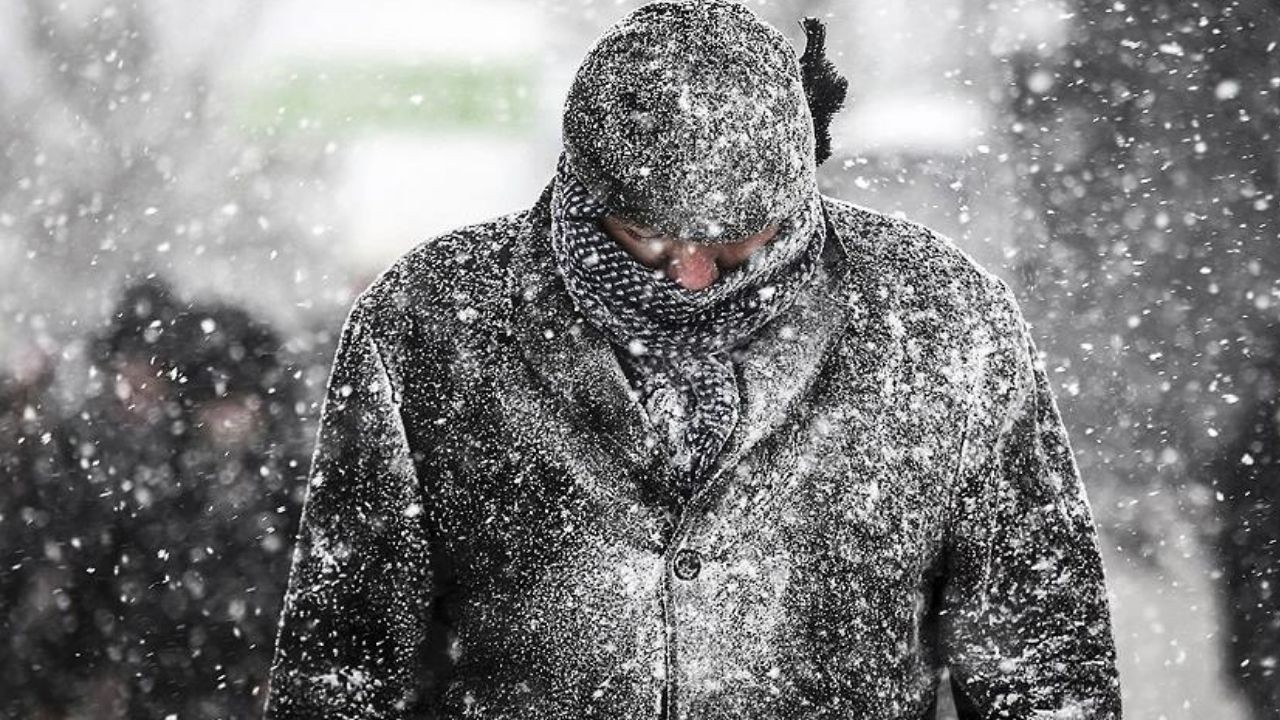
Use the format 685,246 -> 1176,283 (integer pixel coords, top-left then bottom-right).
1,278 -> 185,718
107,293 -> 309,719
266,2 -> 1120,718
0,345 -> 95,719
1210,360 -> 1280,720
1,278 -> 310,719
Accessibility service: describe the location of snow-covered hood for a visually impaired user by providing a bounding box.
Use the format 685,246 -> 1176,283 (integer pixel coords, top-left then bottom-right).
561,0 -> 818,242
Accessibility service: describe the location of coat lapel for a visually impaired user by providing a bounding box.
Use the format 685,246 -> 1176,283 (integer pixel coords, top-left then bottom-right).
503,179 -> 659,480
501,178 -> 857,500
699,217 -> 853,491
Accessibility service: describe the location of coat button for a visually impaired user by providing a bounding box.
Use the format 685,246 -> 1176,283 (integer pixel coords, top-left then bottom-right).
672,548 -> 702,581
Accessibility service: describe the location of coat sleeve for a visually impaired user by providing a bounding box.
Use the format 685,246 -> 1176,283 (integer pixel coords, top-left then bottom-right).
939,289 -> 1122,719
264,301 -> 438,719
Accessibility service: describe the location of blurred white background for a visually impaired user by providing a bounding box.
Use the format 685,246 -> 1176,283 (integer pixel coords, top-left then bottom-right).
3,1 -> 1277,718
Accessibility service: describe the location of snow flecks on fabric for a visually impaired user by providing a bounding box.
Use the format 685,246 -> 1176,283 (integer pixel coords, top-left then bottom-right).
562,0 -> 817,242
263,187 -> 1120,716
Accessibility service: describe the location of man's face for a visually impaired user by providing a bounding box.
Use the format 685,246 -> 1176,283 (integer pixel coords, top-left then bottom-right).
111,355 -> 172,425
601,216 -> 779,291
194,393 -> 265,451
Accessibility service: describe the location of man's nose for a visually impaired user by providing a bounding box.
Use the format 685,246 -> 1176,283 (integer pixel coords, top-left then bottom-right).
666,241 -> 720,291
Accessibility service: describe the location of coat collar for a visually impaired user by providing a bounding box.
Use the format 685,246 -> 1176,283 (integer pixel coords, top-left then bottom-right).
501,176 -> 858,503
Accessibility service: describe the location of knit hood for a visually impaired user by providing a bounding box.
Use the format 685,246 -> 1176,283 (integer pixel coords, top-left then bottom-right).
561,0 -> 846,243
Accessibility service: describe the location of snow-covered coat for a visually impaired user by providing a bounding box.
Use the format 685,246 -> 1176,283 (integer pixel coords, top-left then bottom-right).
264,180 -> 1122,719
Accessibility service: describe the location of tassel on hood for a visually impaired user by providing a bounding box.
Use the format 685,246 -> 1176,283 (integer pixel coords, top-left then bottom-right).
799,17 -> 849,166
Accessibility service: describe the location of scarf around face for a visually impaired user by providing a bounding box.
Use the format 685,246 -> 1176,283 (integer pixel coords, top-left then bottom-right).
549,152 -> 826,502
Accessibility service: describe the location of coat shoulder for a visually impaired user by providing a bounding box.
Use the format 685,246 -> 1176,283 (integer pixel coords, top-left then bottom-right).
822,194 -> 1025,331
328,207 -> 533,399
349,208 -> 530,344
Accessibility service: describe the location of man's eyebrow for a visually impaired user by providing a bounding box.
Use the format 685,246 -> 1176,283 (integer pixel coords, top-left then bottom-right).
620,221 -> 664,239
615,217 -> 774,245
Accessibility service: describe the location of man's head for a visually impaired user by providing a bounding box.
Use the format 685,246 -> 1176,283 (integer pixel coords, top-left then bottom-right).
562,0 -> 845,251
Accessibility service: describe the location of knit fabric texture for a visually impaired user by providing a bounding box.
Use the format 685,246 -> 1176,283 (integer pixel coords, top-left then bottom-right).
549,151 -> 826,500
561,0 -> 817,242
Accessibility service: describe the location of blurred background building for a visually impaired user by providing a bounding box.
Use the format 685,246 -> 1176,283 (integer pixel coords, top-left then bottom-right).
1,0 -> 1276,718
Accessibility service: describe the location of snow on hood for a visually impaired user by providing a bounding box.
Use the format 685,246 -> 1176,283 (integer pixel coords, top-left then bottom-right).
561,0 -> 818,243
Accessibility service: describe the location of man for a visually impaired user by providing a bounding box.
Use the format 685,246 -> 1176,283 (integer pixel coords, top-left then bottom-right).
265,2 -> 1122,718
1208,357 -> 1280,720
0,279 -> 186,719
102,296 -> 307,719
1,279 -> 309,719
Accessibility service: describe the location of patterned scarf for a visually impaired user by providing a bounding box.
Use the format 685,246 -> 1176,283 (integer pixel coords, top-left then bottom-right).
549,152 -> 826,501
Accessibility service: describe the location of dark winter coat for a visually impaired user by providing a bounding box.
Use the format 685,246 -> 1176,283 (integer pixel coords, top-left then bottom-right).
264,180 -> 1122,719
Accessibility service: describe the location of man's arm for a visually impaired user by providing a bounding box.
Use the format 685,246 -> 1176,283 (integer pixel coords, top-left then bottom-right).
939,286 -> 1122,719
264,299 -> 437,718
